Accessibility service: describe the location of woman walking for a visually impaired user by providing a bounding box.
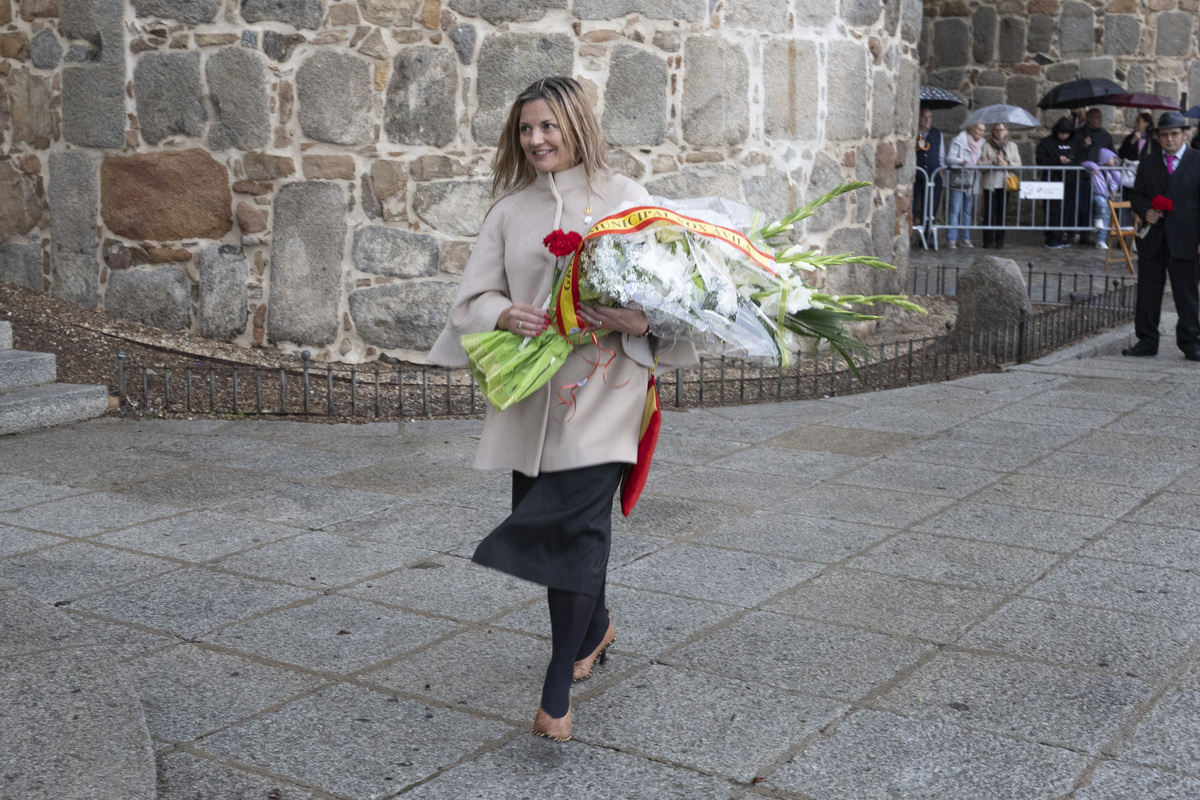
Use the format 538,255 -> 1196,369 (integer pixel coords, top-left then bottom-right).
979,123 -> 1021,250
428,77 -> 695,742
944,122 -> 985,248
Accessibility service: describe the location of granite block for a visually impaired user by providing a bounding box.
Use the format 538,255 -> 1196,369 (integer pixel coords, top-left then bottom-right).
401,736 -> 738,799
885,437 -> 1045,471
156,752 -> 327,800
72,567 -> 314,637
213,531 -> 433,588
196,684 -> 512,798
0,492 -> 184,536
0,523 -> 63,558
768,710 -> 1086,799
873,650 -> 1153,753
1024,558 -> 1200,621
846,532 -> 1058,592
581,664 -> 846,782
947,420 -> 1088,450
915,501 -> 1111,552
768,568 -> 1002,643
778,484 -> 956,528
341,554 -> 541,620
644,464 -> 808,508
975,473 -> 1148,519
697,512 -> 894,563
1082,521 -> 1200,571
709,445 -> 869,483
114,466 -> 294,509
666,611 -> 930,700
209,594 -> 457,674
1120,687 -> 1200,773
764,424 -> 917,456
214,482 -> 398,529
362,628 -> 551,720
961,597 -> 1200,681
229,446 -> 383,479
125,644 -> 323,741
610,543 -> 822,606
610,495 -> 746,539
0,474 -> 86,511
1073,761 -> 1200,800
1123,493 -> 1200,529
0,542 -> 178,603
1065,431 -> 1200,464
325,500 -> 503,552
97,510 -> 299,562
835,459 -> 1001,498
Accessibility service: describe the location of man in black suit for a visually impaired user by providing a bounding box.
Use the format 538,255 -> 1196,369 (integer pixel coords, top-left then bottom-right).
1124,111 -> 1200,361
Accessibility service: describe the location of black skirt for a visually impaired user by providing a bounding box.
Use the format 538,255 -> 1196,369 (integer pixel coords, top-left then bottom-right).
471,462 -> 625,597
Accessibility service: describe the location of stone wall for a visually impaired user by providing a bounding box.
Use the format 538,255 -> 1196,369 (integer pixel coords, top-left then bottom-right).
921,0 -> 1200,162
0,0 -> 921,363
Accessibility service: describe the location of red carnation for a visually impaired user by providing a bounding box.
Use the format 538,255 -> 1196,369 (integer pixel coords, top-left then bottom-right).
543,229 -> 583,258
1151,195 -> 1173,212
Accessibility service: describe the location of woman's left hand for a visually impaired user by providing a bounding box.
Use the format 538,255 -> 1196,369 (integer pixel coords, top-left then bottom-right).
578,303 -> 650,337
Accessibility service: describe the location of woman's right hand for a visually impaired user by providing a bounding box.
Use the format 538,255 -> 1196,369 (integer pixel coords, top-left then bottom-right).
497,302 -> 550,337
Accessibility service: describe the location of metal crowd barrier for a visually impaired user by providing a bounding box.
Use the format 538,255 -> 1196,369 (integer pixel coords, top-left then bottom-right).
913,164 -> 1136,250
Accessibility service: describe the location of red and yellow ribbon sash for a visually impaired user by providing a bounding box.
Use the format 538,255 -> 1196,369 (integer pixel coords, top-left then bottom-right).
552,205 -> 778,339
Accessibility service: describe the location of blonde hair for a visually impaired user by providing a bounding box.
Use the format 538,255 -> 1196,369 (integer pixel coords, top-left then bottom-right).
491,76 -> 609,198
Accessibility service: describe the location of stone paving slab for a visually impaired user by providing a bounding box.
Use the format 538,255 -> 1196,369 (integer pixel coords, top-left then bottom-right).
124,643 -> 327,743
766,568 -> 1003,643
958,597 -> 1200,681
579,664 -> 847,782
767,709 -> 1087,799
666,611 -> 932,701
914,501 -> 1111,552
4,347 -> 1200,799
195,683 -> 513,798
871,650 -> 1154,754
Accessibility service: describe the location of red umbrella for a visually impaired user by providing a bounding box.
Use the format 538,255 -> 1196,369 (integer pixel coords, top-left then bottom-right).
1103,92 -> 1180,110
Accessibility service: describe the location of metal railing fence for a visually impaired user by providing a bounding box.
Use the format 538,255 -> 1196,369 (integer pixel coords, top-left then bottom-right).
909,265 -> 1135,305
914,164 -> 1136,250
116,280 -> 1136,421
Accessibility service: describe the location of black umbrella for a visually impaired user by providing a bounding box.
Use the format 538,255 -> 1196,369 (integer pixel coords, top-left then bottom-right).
919,85 -> 964,110
1037,78 -> 1125,110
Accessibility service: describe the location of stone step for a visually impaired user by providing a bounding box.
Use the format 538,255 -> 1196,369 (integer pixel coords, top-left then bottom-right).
0,382 -> 109,436
0,320 -> 11,350
0,349 -> 58,392
0,581 -> 156,800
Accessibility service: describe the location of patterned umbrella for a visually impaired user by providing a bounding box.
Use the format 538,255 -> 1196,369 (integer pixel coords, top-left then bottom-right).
1104,92 -> 1180,111
919,85 -> 964,110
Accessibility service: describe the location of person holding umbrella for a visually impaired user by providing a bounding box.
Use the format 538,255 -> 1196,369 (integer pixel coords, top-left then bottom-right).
979,123 -> 1021,249
1123,110 -> 1200,361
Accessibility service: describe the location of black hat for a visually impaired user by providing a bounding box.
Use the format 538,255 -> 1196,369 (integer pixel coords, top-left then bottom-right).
1156,110 -> 1191,130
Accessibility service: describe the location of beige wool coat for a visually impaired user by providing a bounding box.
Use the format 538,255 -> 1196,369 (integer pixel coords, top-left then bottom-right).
428,164 -> 697,476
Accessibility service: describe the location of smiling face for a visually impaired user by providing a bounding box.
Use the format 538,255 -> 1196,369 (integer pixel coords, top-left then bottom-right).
968,123 -> 986,141
519,99 -> 575,174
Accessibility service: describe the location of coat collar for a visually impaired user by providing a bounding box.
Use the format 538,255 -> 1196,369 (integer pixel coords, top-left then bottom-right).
534,162 -> 590,194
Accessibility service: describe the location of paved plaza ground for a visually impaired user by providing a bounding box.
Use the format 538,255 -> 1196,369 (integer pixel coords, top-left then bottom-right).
3,324 -> 1200,799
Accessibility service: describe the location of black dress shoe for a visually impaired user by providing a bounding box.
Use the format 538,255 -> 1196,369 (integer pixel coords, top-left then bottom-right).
1185,349 -> 1200,362
1122,342 -> 1158,357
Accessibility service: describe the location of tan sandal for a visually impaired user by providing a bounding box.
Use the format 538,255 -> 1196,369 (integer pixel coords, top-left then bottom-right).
573,614 -> 615,682
532,705 -> 571,742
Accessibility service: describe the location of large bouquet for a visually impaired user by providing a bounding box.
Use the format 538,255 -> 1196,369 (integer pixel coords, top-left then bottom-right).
462,182 -> 922,411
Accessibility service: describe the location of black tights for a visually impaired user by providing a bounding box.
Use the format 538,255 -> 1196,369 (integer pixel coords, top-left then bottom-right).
541,582 -> 608,718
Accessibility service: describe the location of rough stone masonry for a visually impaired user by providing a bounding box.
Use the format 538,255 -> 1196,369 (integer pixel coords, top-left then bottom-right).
0,0 -> 921,363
